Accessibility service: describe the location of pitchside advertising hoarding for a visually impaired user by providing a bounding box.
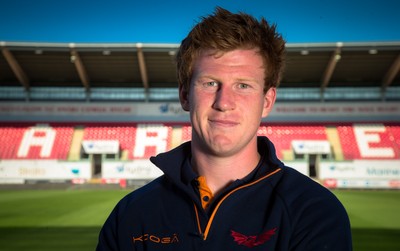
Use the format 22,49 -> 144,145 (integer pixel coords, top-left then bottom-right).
102,160 -> 163,179
320,160 -> 400,189
0,160 -> 91,184
0,159 -> 163,184
1,159 -> 399,189
277,161 -> 400,189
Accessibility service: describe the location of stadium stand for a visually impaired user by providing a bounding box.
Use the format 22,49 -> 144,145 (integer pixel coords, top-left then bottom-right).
337,124 -> 399,159
0,124 -> 73,159
258,124 -> 328,160
1,123 -> 399,161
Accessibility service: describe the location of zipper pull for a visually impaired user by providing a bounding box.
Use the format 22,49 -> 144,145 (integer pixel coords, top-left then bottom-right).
199,232 -> 205,240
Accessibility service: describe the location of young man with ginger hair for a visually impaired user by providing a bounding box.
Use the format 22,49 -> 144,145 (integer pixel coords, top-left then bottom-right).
97,7 -> 352,251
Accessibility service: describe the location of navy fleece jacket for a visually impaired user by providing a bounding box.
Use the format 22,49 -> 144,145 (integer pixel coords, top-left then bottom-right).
96,136 -> 352,250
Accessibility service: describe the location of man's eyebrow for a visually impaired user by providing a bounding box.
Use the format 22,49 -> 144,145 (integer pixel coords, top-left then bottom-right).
195,75 -> 259,83
235,77 -> 259,83
193,75 -> 219,82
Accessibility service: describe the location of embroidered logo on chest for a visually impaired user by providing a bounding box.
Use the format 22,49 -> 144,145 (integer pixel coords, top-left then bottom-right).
132,233 -> 179,245
231,228 -> 277,248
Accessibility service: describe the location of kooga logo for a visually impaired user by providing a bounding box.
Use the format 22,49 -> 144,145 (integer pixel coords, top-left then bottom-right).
132,233 -> 179,244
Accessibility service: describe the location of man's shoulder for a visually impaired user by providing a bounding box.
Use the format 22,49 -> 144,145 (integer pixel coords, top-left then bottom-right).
276,166 -> 345,211
278,166 -> 328,191
275,166 -> 352,249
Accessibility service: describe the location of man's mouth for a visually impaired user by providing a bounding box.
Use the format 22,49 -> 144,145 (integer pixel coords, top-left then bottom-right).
209,118 -> 239,127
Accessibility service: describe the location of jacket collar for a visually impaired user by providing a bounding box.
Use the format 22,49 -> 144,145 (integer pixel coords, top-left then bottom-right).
150,136 -> 284,187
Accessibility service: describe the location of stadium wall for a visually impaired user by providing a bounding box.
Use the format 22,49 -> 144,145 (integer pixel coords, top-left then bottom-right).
0,101 -> 399,122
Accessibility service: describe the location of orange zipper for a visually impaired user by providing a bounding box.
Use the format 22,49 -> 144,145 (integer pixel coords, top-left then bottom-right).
193,168 -> 281,240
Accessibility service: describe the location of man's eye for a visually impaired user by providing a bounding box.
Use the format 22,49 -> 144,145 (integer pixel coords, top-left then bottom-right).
238,83 -> 249,89
205,81 -> 218,87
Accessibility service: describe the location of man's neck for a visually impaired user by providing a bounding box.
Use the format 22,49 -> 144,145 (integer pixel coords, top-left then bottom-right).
191,147 -> 260,196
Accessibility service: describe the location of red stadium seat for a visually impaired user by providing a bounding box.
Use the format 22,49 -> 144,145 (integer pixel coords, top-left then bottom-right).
258,124 -> 328,159
0,125 -> 73,159
337,124 -> 399,159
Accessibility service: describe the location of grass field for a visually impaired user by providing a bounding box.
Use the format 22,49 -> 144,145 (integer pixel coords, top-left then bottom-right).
0,189 -> 399,251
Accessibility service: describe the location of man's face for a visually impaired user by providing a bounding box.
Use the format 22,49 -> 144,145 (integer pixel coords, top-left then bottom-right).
180,48 -> 276,157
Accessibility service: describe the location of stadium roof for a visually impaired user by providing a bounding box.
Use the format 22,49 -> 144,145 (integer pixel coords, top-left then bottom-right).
1,41 -> 399,101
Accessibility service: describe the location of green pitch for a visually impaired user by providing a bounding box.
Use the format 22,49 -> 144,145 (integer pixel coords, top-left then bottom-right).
0,189 -> 129,251
0,189 -> 399,251
336,190 -> 400,251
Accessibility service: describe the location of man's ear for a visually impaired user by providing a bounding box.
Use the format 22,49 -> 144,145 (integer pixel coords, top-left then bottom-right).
262,87 -> 276,118
179,85 -> 190,111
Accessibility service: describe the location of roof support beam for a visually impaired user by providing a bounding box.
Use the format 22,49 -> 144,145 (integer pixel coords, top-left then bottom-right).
1,47 -> 30,90
381,52 -> 400,89
321,44 -> 342,90
136,43 -> 149,96
70,47 -> 90,90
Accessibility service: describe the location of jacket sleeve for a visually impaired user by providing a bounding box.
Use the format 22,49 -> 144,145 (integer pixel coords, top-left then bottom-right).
96,204 -> 121,251
289,188 -> 353,251
96,193 -> 136,251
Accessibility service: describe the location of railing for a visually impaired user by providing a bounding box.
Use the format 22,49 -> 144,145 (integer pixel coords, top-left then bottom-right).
1,86 -> 399,102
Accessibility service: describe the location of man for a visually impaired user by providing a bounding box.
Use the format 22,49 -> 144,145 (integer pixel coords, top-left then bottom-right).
97,7 -> 352,251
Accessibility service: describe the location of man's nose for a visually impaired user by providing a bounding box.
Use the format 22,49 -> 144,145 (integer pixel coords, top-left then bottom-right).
212,85 -> 236,111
